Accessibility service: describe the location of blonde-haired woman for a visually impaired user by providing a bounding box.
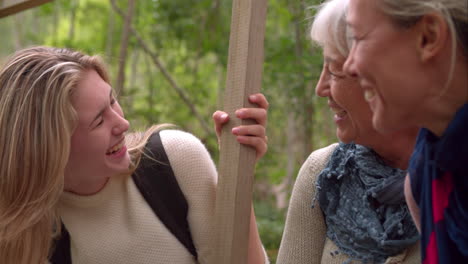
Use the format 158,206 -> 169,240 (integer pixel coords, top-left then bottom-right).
277,0 -> 420,263
344,0 -> 468,262
0,46 -> 268,264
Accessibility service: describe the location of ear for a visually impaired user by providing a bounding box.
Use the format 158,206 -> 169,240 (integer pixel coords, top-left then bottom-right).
417,12 -> 449,62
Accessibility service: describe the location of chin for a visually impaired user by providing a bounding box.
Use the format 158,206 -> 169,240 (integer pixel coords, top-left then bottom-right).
336,132 -> 353,144
108,153 -> 131,174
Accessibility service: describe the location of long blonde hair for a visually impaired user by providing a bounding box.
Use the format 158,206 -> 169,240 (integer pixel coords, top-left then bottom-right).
0,46 -> 110,263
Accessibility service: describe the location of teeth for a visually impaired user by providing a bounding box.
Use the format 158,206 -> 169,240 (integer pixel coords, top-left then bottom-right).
336,111 -> 346,117
331,108 -> 346,117
364,89 -> 376,102
107,141 -> 124,154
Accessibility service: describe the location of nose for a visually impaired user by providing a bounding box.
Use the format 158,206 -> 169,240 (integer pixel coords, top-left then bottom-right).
112,113 -> 130,136
343,46 -> 358,78
315,67 -> 331,97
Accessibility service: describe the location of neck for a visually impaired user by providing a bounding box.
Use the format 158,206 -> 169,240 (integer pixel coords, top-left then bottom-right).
366,128 -> 419,170
422,55 -> 468,137
65,176 -> 110,196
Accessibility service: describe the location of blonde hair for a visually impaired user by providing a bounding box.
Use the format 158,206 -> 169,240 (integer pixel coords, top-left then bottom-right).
0,46 -> 110,263
377,0 -> 468,92
126,124 -> 175,170
310,0 -> 350,57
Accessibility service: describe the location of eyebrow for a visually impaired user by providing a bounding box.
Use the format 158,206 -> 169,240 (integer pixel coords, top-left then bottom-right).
324,56 -> 342,64
324,57 -> 335,64
89,89 -> 113,128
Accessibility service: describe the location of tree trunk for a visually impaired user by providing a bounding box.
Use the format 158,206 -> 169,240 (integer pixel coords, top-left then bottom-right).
123,49 -> 139,110
68,0 -> 79,41
280,111 -> 298,209
12,13 -> 23,49
52,0 -> 59,45
114,0 -> 135,96
105,5 -> 115,60
129,49 -> 139,91
144,54 -> 157,124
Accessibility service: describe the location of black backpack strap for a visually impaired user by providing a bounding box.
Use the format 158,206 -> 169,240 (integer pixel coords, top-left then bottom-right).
49,131 -> 197,263
131,131 -> 198,259
49,223 -> 71,264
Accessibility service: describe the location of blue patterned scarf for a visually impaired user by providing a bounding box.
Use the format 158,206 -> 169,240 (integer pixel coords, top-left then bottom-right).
313,143 -> 419,263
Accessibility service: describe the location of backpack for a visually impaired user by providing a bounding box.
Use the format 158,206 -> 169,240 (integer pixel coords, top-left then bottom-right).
49,131 -> 198,263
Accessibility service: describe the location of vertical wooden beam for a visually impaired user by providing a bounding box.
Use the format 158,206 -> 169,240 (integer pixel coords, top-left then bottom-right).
212,0 -> 267,263
0,0 -> 52,18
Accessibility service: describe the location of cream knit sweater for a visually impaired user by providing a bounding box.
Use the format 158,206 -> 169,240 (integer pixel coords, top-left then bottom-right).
277,144 -> 420,264
58,130 -> 218,264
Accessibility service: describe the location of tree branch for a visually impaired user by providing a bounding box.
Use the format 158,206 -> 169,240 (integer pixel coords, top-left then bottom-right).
110,0 -> 213,137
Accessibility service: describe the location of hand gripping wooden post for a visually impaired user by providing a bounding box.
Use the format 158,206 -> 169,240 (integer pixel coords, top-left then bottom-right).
212,0 -> 267,263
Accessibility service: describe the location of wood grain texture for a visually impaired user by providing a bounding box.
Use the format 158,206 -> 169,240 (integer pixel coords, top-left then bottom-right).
0,0 -> 52,18
212,0 -> 267,263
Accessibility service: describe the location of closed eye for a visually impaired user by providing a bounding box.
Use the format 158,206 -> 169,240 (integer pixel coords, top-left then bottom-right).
96,119 -> 104,127
327,66 -> 345,79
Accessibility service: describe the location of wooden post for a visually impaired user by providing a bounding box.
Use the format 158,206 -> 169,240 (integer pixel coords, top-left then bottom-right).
212,0 -> 267,263
0,0 -> 52,18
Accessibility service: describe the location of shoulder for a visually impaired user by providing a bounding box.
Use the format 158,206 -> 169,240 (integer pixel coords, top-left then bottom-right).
158,129 -> 216,184
299,143 -> 338,176
293,143 -> 338,199
159,129 -> 210,157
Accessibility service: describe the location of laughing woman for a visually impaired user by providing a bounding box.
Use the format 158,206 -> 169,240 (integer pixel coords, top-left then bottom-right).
0,46 -> 268,264
343,0 -> 468,262
277,0 -> 420,263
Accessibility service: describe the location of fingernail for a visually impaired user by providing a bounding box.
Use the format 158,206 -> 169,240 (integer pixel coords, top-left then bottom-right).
232,127 -> 239,134
235,110 -> 244,117
249,95 -> 257,100
221,113 -> 228,120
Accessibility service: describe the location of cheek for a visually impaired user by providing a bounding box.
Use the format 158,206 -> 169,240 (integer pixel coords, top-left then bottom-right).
69,129 -> 104,160
344,93 -> 374,132
332,80 -> 366,109
68,134 -> 87,167
70,129 -> 87,153
353,42 -> 377,74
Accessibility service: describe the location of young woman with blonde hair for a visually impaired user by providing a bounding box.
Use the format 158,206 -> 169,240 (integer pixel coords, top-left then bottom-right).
0,46 -> 269,264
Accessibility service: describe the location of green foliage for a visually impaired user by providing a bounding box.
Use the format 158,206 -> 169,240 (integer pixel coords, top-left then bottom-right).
255,201 -> 286,264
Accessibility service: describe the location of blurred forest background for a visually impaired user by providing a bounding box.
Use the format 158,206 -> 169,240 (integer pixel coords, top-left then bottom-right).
0,0 -> 336,262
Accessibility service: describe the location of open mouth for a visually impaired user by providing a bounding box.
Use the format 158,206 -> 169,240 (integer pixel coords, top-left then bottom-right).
364,89 -> 376,102
330,107 -> 347,118
106,140 -> 125,155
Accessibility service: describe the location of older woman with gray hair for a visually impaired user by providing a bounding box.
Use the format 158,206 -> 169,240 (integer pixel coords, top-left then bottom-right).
277,0 -> 420,263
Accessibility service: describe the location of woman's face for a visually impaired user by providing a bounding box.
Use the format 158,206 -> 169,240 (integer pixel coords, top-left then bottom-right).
343,0 -> 433,133
316,46 -> 377,145
64,69 -> 130,194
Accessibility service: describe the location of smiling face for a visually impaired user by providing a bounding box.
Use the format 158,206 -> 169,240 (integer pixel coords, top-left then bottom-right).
316,46 -> 378,145
64,69 -> 130,195
343,0 -> 436,133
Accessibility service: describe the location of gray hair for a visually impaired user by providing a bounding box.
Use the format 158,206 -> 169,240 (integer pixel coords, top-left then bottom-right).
310,0 -> 350,58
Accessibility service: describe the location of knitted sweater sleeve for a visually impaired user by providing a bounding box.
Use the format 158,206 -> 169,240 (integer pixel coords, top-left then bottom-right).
276,144 -> 337,264
160,130 -> 218,263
